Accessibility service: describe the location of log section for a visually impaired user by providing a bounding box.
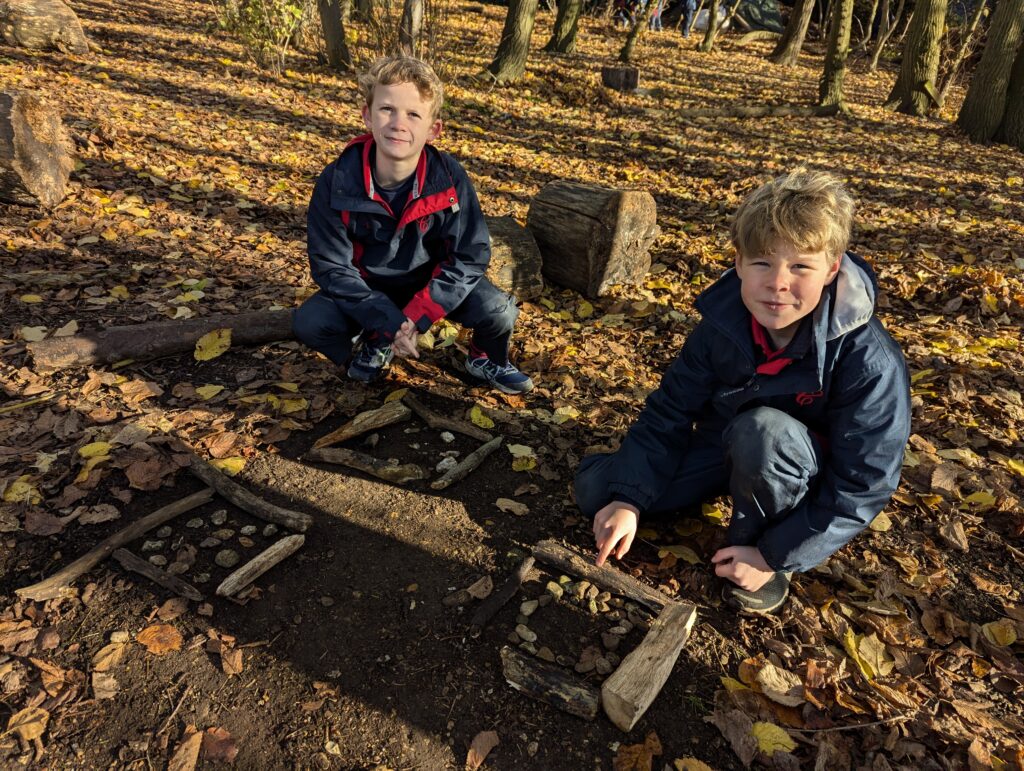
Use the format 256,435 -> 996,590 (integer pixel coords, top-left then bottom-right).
0,89 -> 74,208
0,0 -> 90,53
485,215 -> 544,301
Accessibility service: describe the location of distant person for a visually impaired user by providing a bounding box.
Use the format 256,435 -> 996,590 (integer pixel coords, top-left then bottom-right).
649,0 -> 665,30
295,56 -> 533,394
681,0 -> 697,36
575,170 -> 911,615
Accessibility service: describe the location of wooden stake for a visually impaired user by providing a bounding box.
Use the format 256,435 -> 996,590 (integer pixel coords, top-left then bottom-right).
601,601 -> 697,731
16,488 -> 214,601
187,453 -> 312,532
306,447 -> 426,484
403,393 -> 493,442
500,646 -> 600,720
431,436 -> 503,490
111,549 -> 204,601
470,556 -> 535,638
216,534 -> 305,597
531,540 -> 670,613
312,400 -> 412,449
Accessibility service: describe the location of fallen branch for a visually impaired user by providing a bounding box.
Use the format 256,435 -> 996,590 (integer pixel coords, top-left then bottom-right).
403,393 -> 493,442
16,488 -> 214,601
500,646 -> 600,720
431,436 -> 503,491
305,447 -> 426,484
111,549 -> 204,601
470,556 -> 535,638
674,103 -> 842,119
186,453 -> 312,532
216,534 -> 305,597
736,30 -> 780,45
312,399 -> 412,450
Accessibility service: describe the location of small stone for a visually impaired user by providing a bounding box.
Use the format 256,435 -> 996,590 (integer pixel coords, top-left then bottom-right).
607,652 -> 621,666
320,596 -> 334,607
515,624 -> 537,643
215,549 -> 240,568
197,603 -> 213,617
557,575 -> 572,585
609,625 -> 629,636
587,599 -> 599,615
537,594 -> 552,607
601,633 -> 621,651
148,555 -> 167,567
607,610 -> 624,621
571,582 -> 587,601
440,449 -> 460,458
199,537 -> 222,549
440,431 -> 455,443
155,526 -> 173,539
507,631 -> 521,645
193,573 -> 210,584
186,518 -> 204,528
574,659 -> 595,674
210,509 -> 227,525
516,614 -> 529,625
519,599 -> 538,616
240,525 -> 258,536
609,597 -> 624,608
364,433 -> 380,448
595,657 -> 613,675
627,610 -> 645,626
596,591 -> 611,603
519,642 -> 538,655
536,646 -> 556,663
238,536 -> 255,548
545,581 -> 564,600
110,631 -> 130,643
141,540 -> 164,552
213,528 -> 234,540
527,741 -> 539,757
618,620 -> 634,633
556,655 -> 574,667
585,585 -> 599,601
263,524 -> 278,537
435,456 -> 458,473
167,562 -> 189,576
598,601 -> 611,613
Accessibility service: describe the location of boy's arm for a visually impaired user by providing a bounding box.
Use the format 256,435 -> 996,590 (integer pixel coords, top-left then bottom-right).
307,168 -> 409,341
402,160 -> 491,332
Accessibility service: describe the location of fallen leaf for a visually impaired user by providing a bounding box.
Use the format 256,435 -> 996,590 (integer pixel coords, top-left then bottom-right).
157,597 -> 189,622
210,457 -> 245,476
981,619 -> 1017,647
78,504 -> 120,525
221,647 -> 243,676
755,662 -> 805,707
168,728 -> 203,771
657,544 -> 701,564
858,633 -> 895,678
673,760 -> 714,771
20,325 -> 47,341
202,727 -> 239,763
384,388 -> 408,403
6,706 -> 49,741
194,329 -> 232,361
120,379 -> 163,404
466,729 -> 499,770
751,722 -> 796,754
613,731 -> 662,771
466,576 -> 493,599
24,509 -> 67,536
54,319 -> 79,337
470,405 -> 494,429
137,624 -> 183,655
20,294 -> 43,303
79,441 -> 113,458
511,457 -> 536,472
195,384 -> 224,400
4,476 -> 42,504
92,671 -> 119,699
495,497 -> 529,516
91,642 -> 127,672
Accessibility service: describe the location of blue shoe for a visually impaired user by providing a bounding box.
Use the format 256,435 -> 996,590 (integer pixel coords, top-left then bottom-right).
465,355 -> 534,394
347,343 -> 394,382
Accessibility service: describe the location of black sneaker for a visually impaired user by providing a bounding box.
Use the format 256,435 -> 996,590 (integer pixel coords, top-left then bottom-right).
722,572 -> 793,615
347,343 -> 394,382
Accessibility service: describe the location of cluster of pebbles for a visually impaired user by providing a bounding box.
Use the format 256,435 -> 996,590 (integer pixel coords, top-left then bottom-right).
137,509 -> 278,583
506,574 -> 654,679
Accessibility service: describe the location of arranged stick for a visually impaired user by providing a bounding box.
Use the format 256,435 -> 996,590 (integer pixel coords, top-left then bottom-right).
500,646 -> 600,720
306,447 -> 426,484
111,549 -> 204,602
470,556 -> 535,638
601,601 -> 697,731
431,436 -> 503,491
403,393 -> 493,442
532,540 -> 669,613
216,535 -> 305,597
16,488 -> 214,601
312,400 -> 412,450
187,453 -> 312,532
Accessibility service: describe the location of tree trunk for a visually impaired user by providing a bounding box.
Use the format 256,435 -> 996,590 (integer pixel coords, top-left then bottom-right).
0,0 -> 89,53
0,90 -> 74,209
618,0 -> 651,62
868,0 -> 903,71
544,0 -> 583,53
770,0 -> 814,66
957,0 -> 1024,142
318,0 -> 353,70
996,46 -> 1024,149
398,0 -> 424,56
818,0 -> 854,108
484,0 -> 540,84
860,0 -> 879,48
884,0 -> 947,115
937,0 -> 988,107
699,0 -> 721,52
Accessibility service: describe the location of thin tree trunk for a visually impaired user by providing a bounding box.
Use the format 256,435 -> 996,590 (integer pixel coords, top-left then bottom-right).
398,0 -> 424,55
997,46 -> 1024,149
619,0 -> 652,61
820,0 -> 834,40
544,0 -> 584,52
484,0 -> 540,83
937,0 -> 989,107
868,0 -> 903,71
957,0 -> 1024,142
699,0 -> 721,52
860,0 -> 880,48
876,0 -> 891,41
884,0 -> 947,115
770,0 -> 815,65
318,0 -> 352,69
818,0 -> 854,108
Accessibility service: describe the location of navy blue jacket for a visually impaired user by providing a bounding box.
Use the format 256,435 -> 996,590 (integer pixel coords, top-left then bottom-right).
306,134 -> 491,341
606,253 -> 911,572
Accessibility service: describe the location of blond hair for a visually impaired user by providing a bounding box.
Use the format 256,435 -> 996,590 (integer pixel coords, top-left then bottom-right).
358,55 -> 444,120
730,169 -> 855,265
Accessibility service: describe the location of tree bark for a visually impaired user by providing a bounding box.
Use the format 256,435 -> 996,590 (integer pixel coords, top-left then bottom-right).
0,89 -> 74,209
398,0 -> 424,56
699,0 -> 721,52
957,0 -> 1024,142
868,0 -> 903,71
860,0 -> 880,48
485,215 -> 544,301
0,0 -> 89,53
937,0 -> 988,107
483,0 -> 540,84
317,0 -> 353,70
770,0 -> 815,66
818,0 -> 854,109
619,0 -> 651,62
996,46 -> 1024,149
884,0 -> 947,115
544,0 -> 583,53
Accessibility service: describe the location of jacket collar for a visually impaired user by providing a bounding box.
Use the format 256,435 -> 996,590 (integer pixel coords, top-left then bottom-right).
339,133 -> 445,203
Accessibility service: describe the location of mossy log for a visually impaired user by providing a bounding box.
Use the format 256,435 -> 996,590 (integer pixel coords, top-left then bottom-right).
0,0 -> 90,53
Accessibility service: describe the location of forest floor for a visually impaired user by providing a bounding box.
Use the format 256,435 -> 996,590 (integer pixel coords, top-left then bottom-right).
2,0 -> 1024,769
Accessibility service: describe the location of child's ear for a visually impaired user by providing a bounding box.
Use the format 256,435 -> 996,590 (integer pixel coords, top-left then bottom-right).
361,104 -> 371,130
428,118 -> 443,143
824,253 -> 843,284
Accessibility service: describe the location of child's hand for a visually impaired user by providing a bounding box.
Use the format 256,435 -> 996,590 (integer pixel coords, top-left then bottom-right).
392,319 -> 420,359
593,501 -> 639,567
711,546 -> 774,591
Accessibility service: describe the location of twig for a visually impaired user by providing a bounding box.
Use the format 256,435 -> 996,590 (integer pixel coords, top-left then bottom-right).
311,399 -> 412,449
111,549 -> 203,601
0,393 -> 58,414
403,392 -> 493,442
431,436 -> 503,490
306,447 -> 426,484
157,682 -> 193,736
469,556 -> 535,638
788,714 -> 912,733
216,535 -> 305,597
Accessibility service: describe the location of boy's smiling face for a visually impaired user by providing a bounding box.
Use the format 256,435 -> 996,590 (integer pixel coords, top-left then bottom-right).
735,242 -> 842,349
362,81 -> 441,169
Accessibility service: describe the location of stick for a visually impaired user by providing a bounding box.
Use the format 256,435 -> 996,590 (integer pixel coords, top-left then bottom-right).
600,601 -> 697,731
312,400 -> 412,449
672,103 -> 842,119
306,447 -> 426,484
470,556 -> 535,638
403,393 -> 493,442
16,488 -> 214,601
216,535 -> 305,597
186,453 -> 312,532
111,549 -> 204,601
431,436 -> 503,490
500,646 -> 600,720
531,540 -> 669,613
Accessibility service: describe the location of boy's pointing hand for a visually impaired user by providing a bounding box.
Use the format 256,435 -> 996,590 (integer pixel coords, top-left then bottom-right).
711,546 -> 774,591
593,501 -> 639,567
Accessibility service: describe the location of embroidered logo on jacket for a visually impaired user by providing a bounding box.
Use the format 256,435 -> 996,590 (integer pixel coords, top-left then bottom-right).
795,390 -> 824,406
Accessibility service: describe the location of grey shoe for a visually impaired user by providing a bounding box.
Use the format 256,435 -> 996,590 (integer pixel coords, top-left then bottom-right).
722,572 -> 793,615
347,343 -> 394,382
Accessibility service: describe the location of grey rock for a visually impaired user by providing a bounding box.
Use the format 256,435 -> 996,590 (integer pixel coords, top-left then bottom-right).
262,524 -> 279,537
609,625 -> 629,636
148,555 -> 167,567
238,536 -> 255,548
519,641 -> 538,655
211,509 -> 227,525
574,659 -> 595,674
199,537 -> 222,549
607,610 -> 624,621
556,654 -> 574,667
186,518 -> 204,528
536,646 -> 556,663
213,528 -> 234,540
618,620 -> 635,633
440,431 -> 455,443
544,581 -> 564,600
601,633 -> 621,651
141,540 -> 164,552
167,562 -> 189,576
240,525 -> 258,536
507,631 -> 521,645
110,631 -> 130,643
595,657 -> 613,675
585,585 -> 599,601
193,572 -> 210,584
155,526 -> 173,539
596,591 -> 612,603
527,741 -> 539,757
215,549 -> 240,568
609,597 -> 624,608
607,652 -> 621,666
320,596 -> 334,607
537,594 -> 552,607
514,624 -> 537,643
519,599 -> 539,616
516,614 -> 529,625
435,456 -> 458,473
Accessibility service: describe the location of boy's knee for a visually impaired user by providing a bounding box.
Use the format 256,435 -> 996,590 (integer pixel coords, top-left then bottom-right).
292,300 -> 325,345
724,407 -> 814,479
483,290 -> 518,332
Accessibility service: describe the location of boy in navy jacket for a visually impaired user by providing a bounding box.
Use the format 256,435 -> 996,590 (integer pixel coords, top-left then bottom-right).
575,170 -> 911,614
294,56 -> 533,394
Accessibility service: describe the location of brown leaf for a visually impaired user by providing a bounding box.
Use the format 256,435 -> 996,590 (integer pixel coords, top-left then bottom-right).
137,624 -> 182,655
157,597 -> 189,622
466,729 -> 499,771
466,576 -> 493,600
119,379 -> 163,404
125,457 -> 170,491
204,431 -> 239,459
168,728 -> 203,771
0,620 -> 39,650
938,518 -> 969,551
707,705 -> 757,767
202,727 -> 239,764
613,731 -> 662,771
6,706 -> 49,741
221,647 -> 243,676
971,573 -> 1012,597
77,503 -> 120,525
91,642 -> 126,672
23,509 -> 67,536
92,671 -> 119,700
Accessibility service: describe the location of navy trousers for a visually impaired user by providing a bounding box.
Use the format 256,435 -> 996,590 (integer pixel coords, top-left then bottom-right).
574,407 -> 824,557
293,277 -> 519,366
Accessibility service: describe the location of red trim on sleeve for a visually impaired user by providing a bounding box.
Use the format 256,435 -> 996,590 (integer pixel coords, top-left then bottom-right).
352,241 -> 367,278
396,187 -> 458,232
751,317 -> 794,376
402,261 -> 447,325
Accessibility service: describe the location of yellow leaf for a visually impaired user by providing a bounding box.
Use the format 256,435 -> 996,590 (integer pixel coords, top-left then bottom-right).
858,633 -> 894,677
673,520 -> 703,537
963,490 -> 996,507
217,57 -> 234,65
512,456 -> 537,472
470,405 -> 494,429
19,294 -> 43,303
174,290 -> 205,304
194,328 -> 232,361
79,441 -> 113,458
280,397 -> 308,414
384,388 -> 408,403
636,527 -> 659,540
674,759 -> 714,771
538,298 -> 556,310
981,619 -> 1017,647
869,511 -> 893,532
54,319 -> 79,337
195,384 -> 224,400
75,454 -> 110,484
576,300 -> 594,318
1005,458 -> 1024,476
109,285 -> 130,299
720,676 -> 748,692
751,722 -> 796,754
507,444 -> 536,458
701,503 -> 724,521
3,476 -> 41,504
842,629 -> 874,680
552,405 -> 580,424
275,382 -> 300,393
418,330 -> 435,349
20,326 -> 47,342
210,457 -> 245,476
101,228 -> 118,241
6,706 -> 50,741
657,545 -> 701,564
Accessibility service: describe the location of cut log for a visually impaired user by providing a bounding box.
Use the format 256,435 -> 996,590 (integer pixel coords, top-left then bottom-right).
0,0 -> 90,53
601,601 -> 697,731
431,435 -> 503,490
500,645 -> 600,720
111,549 -> 204,602
531,540 -> 669,613
469,556 -> 535,637
485,215 -> 544,301
402,393 -> 492,442
0,89 -> 74,209
27,309 -> 295,372
312,399 -> 412,449
216,534 -> 305,597
674,103 -> 842,119
16,488 -> 214,601
306,446 -> 426,484
526,181 -> 659,298
601,64 -> 639,92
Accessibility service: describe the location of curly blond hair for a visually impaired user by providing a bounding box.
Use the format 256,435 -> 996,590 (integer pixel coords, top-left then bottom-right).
358,55 -> 444,120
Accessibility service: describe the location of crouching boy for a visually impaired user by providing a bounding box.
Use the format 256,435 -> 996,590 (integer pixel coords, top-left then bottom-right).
575,169 -> 911,614
294,55 -> 533,394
